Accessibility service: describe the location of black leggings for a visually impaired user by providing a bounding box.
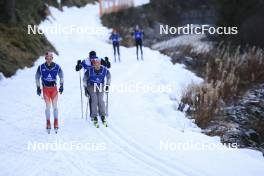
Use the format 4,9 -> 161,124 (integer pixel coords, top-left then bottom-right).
113,42 -> 120,56
136,39 -> 143,57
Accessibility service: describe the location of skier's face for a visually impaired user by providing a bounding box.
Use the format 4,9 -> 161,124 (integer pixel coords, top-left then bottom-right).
45,56 -> 53,65
94,61 -> 101,70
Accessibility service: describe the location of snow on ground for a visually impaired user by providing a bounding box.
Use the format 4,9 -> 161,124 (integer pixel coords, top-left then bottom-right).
134,0 -> 150,6
0,3 -> 264,176
152,34 -> 212,53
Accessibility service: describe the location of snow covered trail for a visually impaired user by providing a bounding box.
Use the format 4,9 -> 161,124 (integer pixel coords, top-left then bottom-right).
0,4 -> 264,176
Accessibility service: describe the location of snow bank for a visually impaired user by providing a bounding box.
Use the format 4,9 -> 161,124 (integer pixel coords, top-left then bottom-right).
152,34 -> 213,53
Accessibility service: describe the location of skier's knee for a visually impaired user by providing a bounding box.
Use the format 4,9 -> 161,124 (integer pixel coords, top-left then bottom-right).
45,103 -> 51,110
53,107 -> 58,118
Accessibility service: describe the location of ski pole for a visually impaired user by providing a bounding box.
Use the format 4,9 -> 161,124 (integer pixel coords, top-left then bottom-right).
85,96 -> 89,120
79,71 -> 84,119
106,92 -> 109,117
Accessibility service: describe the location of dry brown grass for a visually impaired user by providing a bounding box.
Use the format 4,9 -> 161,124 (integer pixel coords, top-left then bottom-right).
180,44 -> 264,127
181,83 -> 221,127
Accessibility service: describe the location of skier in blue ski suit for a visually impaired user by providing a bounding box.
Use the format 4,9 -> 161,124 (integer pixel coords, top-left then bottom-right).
109,29 -> 121,62
83,58 -> 111,126
131,25 -> 144,60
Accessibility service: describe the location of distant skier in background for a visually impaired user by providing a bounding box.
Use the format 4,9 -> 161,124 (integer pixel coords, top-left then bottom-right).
109,28 -> 121,62
35,52 -> 64,133
131,25 -> 144,60
83,58 -> 111,128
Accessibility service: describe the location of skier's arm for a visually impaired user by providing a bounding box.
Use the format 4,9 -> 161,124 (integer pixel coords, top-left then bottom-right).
35,66 -> 41,87
58,67 -> 64,93
108,61 -> 111,69
83,70 -> 90,97
83,70 -> 90,88
82,60 -> 91,70
35,66 -> 42,96
58,67 -> 64,86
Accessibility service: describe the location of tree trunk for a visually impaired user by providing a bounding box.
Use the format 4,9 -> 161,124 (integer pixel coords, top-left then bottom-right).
5,0 -> 16,24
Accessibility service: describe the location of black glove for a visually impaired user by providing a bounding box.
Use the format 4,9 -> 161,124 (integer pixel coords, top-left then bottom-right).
37,86 -> 41,96
107,61 -> 111,69
104,57 -> 111,68
75,60 -> 82,71
85,88 -> 89,97
105,85 -> 109,92
59,84 -> 63,94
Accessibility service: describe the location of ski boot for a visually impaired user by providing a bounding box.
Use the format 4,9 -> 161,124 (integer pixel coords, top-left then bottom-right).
46,119 -> 51,134
101,116 -> 108,127
92,117 -> 99,128
54,118 -> 59,133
